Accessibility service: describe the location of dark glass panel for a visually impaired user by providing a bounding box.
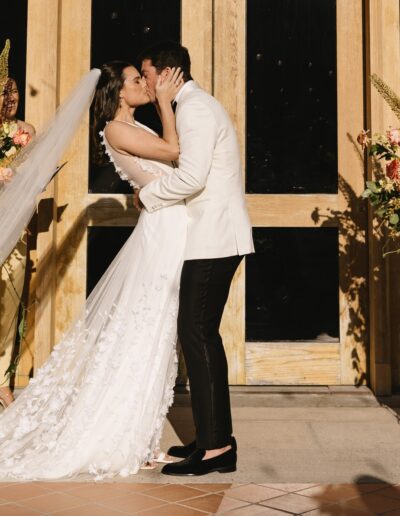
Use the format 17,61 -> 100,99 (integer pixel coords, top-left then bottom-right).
246,0 -> 337,194
87,226 -> 134,296
90,0 -> 181,193
0,0 -> 28,119
246,228 -> 339,341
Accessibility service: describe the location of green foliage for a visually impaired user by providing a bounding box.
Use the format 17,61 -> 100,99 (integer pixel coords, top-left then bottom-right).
390,213 -> 400,226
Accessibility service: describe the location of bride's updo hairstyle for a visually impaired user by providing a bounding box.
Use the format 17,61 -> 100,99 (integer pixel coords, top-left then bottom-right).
92,60 -> 132,166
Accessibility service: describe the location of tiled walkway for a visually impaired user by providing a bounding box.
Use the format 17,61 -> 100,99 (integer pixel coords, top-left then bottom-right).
0,482 -> 400,515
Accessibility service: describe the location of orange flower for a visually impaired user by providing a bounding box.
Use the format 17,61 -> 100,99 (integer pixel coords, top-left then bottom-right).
357,129 -> 370,149
386,159 -> 400,181
12,129 -> 31,147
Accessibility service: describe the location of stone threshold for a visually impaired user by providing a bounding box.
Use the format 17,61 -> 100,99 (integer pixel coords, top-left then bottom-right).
14,384 -> 400,407
173,385 -> 388,407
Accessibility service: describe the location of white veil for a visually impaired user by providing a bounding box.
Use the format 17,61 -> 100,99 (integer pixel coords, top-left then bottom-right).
0,68 -> 101,265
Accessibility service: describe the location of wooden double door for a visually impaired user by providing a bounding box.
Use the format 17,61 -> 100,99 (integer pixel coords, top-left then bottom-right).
20,0 -> 372,388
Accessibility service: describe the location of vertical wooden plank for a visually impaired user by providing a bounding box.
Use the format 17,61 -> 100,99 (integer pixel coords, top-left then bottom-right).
53,0 -> 91,342
24,0 -> 60,373
214,0 -> 246,384
178,0 -> 213,384
336,0 -> 368,385
389,253 -> 400,388
181,0 -> 213,94
366,0 -> 400,394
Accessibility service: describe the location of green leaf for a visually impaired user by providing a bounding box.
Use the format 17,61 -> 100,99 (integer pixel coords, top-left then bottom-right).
4,356 -> 20,378
369,194 -> 382,205
362,189 -> 372,198
18,312 -> 26,341
366,181 -> 380,193
390,213 -> 400,225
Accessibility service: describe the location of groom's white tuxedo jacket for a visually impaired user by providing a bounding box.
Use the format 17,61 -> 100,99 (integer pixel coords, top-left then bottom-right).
140,80 -> 255,260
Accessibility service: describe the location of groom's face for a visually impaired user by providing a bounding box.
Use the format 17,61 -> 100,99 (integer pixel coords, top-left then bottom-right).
141,59 -> 169,103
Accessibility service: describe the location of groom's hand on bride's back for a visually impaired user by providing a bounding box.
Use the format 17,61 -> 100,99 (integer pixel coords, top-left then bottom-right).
133,188 -> 144,212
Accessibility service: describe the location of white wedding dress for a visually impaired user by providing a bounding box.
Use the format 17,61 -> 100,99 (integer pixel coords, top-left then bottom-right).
0,120 -> 187,480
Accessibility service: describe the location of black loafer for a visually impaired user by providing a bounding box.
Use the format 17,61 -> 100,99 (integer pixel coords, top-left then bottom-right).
167,440 -> 198,458
161,447 -> 236,476
167,436 -> 237,459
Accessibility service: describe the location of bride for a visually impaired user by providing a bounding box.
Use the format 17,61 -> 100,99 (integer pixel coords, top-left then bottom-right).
0,62 -> 186,480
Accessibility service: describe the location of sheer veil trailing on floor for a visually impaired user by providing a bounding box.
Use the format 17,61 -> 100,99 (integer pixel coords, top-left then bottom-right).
0,69 -> 187,479
0,68 -> 101,265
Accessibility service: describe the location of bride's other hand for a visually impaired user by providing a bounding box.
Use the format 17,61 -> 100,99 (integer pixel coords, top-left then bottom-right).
156,67 -> 184,105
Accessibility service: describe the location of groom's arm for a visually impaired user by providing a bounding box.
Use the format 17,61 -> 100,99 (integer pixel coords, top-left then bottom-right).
139,99 -> 218,212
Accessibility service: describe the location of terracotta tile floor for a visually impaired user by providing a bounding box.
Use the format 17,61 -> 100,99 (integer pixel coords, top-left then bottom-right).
0,482 -> 399,515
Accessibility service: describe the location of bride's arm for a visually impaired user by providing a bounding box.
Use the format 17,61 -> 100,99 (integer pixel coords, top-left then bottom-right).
105,68 -> 183,162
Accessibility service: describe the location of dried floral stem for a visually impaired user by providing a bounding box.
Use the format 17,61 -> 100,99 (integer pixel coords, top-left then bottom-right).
371,73 -> 400,122
0,261 -> 30,380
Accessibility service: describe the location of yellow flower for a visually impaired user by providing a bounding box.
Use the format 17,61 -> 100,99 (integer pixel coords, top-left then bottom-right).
4,146 -> 16,158
2,121 -> 10,135
384,181 -> 395,193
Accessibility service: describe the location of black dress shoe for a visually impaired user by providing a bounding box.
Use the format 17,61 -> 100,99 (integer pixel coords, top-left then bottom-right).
167,440 -> 198,458
167,436 -> 237,459
161,447 -> 236,476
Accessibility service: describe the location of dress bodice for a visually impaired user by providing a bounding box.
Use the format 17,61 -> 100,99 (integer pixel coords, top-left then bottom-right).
99,120 -> 175,189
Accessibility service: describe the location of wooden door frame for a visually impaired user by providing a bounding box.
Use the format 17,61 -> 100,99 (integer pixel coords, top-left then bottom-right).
214,0 -> 367,385
24,0 -> 398,393
20,0 -> 60,385
365,0 -> 400,395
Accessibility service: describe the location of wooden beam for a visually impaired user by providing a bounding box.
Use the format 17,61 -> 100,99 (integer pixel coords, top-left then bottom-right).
214,0 -> 246,384
53,0 -> 91,342
246,342 -> 340,385
86,194 -> 139,226
25,0 -> 60,373
366,0 -> 400,394
337,0 -> 368,386
247,194 -> 339,227
181,0 -> 212,94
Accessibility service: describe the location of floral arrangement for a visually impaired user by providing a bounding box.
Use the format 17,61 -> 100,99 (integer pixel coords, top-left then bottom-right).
0,120 -> 32,381
0,120 -> 31,184
358,74 -> 400,256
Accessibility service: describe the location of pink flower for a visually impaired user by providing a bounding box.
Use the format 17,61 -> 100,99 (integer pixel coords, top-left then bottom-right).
12,129 -> 31,147
357,129 -> 370,149
386,159 -> 400,180
0,167 -> 13,184
387,128 -> 400,145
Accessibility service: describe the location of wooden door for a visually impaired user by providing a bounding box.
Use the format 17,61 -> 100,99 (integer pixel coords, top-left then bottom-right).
23,0 -> 368,388
216,0 -> 368,385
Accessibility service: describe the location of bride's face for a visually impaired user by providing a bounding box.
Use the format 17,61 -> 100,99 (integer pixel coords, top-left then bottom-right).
120,66 -> 150,108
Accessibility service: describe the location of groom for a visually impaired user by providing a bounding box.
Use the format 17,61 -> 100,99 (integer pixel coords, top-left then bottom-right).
137,41 -> 254,476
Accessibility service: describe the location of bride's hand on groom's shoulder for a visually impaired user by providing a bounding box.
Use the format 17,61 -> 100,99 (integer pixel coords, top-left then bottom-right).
156,67 -> 184,106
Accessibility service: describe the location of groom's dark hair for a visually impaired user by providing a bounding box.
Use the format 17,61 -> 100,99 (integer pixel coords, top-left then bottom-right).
140,41 -> 193,82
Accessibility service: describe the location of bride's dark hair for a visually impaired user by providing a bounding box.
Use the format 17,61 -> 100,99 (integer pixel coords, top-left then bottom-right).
91,60 -> 132,166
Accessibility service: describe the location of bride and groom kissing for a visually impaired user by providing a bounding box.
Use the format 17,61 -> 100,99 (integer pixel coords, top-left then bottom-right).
0,40 -> 254,480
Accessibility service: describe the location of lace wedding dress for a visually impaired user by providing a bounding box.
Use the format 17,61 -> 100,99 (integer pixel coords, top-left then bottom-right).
0,120 -> 186,480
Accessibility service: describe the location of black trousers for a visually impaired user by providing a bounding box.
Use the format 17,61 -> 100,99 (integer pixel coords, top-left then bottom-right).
177,254 -> 243,449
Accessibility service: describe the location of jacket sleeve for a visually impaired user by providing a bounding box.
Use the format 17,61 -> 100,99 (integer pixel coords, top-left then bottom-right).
139,98 -> 218,212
